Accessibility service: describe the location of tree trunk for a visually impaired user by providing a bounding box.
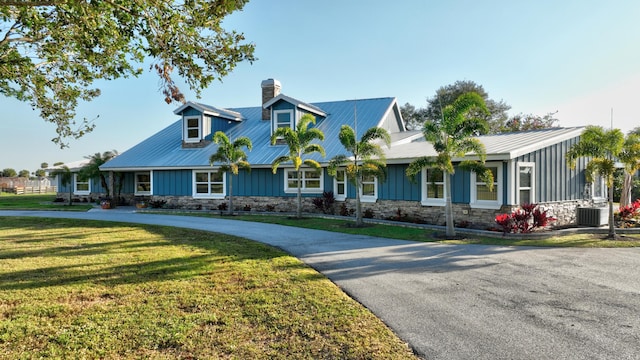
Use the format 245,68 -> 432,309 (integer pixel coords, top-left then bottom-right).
620,173 -> 632,208
296,169 -> 302,218
444,172 -> 455,238
608,181 -> 616,238
228,173 -> 233,215
355,174 -> 363,227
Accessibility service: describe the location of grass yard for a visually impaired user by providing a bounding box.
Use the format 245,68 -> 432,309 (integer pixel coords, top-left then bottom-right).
0,217 -> 417,359
0,193 -> 92,211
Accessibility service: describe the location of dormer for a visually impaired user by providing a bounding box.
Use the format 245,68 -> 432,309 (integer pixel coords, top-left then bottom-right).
173,101 -> 243,148
262,94 -> 327,136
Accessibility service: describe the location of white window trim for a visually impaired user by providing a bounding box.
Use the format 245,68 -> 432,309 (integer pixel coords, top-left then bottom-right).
516,162 -> 535,205
192,170 -> 226,199
183,115 -> 202,143
272,109 -> 295,136
421,168 -> 446,207
359,175 -> 378,203
73,173 -> 91,195
134,171 -> 153,196
284,168 -> 324,194
470,162 -> 502,209
333,169 -> 347,201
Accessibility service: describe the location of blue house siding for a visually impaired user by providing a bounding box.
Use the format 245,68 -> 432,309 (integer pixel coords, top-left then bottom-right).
236,168 -> 283,197
449,168 -> 470,204
515,136 -> 586,203
154,170 -> 192,196
379,164 -> 420,201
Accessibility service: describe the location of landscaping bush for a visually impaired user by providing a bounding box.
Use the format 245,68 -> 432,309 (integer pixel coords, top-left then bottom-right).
363,209 -> 375,218
495,203 -> 556,234
615,199 -> 640,227
312,191 -> 336,214
148,199 -> 167,209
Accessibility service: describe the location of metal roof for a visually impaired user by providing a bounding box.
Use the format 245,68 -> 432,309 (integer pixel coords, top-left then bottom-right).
384,126 -> 585,163
101,97 -> 399,170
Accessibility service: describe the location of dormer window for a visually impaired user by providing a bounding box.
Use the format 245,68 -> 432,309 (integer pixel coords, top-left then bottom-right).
184,116 -> 201,143
273,109 -> 294,134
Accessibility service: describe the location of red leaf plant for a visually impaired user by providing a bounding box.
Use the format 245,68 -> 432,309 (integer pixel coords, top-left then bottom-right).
495,203 -> 557,234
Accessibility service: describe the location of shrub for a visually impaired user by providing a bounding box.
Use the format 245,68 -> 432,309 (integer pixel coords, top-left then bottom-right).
495,203 -> 556,234
615,199 -> 640,226
363,209 -> 374,218
312,191 -> 336,214
339,203 -> 354,217
243,204 -> 251,212
217,202 -> 228,211
265,204 -> 276,212
148,199 -> 167,209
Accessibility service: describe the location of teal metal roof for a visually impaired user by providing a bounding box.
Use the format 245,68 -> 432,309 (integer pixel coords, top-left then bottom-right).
101,97 -> 399,171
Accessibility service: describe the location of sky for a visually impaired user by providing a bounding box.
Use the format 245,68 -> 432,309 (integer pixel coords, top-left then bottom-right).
1,0 -> 639,173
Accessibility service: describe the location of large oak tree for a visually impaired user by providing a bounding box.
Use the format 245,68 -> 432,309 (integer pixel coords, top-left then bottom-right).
0,1 -> 255,146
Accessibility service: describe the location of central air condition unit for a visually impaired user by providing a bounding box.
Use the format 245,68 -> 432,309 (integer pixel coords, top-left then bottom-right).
576,207 -> 608,227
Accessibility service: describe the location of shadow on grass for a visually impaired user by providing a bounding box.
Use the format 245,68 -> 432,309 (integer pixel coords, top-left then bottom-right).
0,217 -> 322,291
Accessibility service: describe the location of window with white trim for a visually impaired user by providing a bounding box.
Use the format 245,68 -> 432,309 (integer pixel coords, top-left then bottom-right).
74,174 -> 90,195
470,163 -> 502,209
516,163 -> 534,205
333,169 -> 347,201
273,110 -> 294,134
360,174 -> 378,203
193,170 -> 225,198
592,174 -> 606,200
184,116 -> 201,142
421,168 -> 446,206
284,169 -> 323,193
135,171 -> 152,195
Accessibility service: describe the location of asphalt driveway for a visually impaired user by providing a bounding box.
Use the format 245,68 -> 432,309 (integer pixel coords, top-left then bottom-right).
2,209 -> 639,359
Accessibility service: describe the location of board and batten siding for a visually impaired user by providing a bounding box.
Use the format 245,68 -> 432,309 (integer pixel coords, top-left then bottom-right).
154,170 -> 192,196
514,135 -> 587,203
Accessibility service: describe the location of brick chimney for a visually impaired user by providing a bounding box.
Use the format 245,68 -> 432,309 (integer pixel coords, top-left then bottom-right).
261,78 -> 281,120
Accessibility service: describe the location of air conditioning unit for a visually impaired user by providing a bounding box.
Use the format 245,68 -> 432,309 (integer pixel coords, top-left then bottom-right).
576,207 -> 608,227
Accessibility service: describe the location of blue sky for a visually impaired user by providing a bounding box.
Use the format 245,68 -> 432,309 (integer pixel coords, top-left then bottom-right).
1,0 -> 639,172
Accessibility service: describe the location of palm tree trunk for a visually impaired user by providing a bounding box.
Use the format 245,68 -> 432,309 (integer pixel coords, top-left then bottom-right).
228,173 -> 233,215
355,174 -> 363,227
296,169 -> 302,218
444,172 -> 455,238
608,181 -> 616,238
620,173 -> 632,208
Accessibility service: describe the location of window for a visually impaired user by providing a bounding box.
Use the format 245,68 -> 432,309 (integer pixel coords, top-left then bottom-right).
135,171 -> 152,195
284,169 -> 323,193
421,168 -> 446,206
592,174 -> 606,200
184,116 -> 201,142
516,163 -> 534,204
193,170 -> 225,198
272,110 -> 294,135
470,163 -> 502,209
74,174 -> 90,195
360,174 -> 378,203
333,169 -> 347,200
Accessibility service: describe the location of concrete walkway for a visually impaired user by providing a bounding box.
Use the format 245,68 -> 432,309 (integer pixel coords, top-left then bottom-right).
2,208 -> 640,359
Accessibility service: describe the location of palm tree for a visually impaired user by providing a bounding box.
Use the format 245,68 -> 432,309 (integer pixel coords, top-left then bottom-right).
406,92 -> 493,238
209,131 -> 252,215
80,150 -> 118,199
271,113 -> 325,218
619,130 -> 640,208
51,165 -> 73,205
566,126 -> 625,239
328,125 -> 391,227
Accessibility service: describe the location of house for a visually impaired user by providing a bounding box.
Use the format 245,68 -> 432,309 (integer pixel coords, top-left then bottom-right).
57,79 -> 599,227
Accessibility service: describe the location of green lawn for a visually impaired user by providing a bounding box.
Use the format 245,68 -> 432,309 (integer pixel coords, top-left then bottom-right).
0,193 -> 93,211
0,217 -> 417,359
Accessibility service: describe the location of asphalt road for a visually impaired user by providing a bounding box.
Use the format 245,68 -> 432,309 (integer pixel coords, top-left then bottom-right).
2,209 -> 640,359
